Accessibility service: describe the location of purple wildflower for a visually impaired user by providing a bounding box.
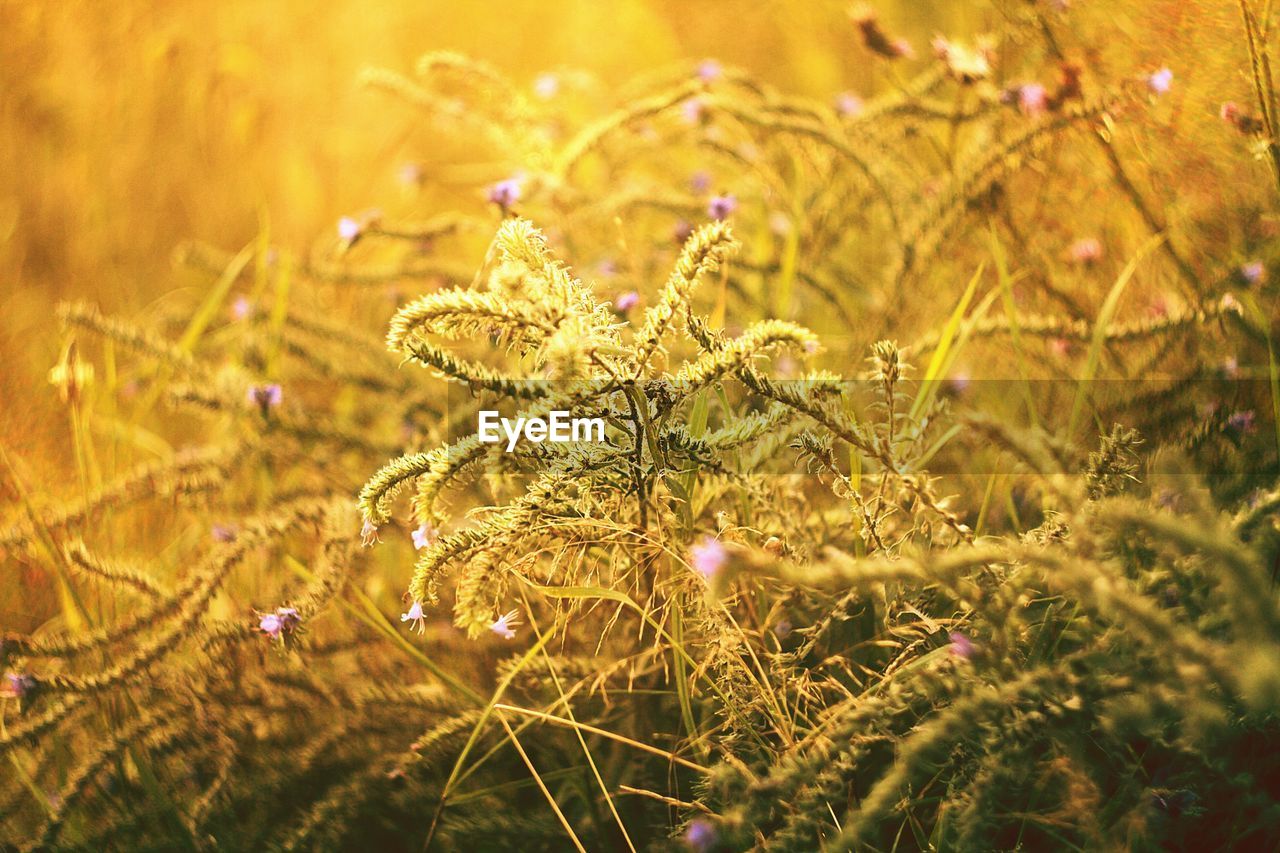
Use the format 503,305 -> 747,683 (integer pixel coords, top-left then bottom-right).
1227,410 -> 1257,435
689,170 -> 712,194
673,219 -> 694,244
276,607 -> 301,632
773,618 -> 793,639
690,536 -> 727,580
1221,101 -> 1265,134
212,523 -> 238,544
1147,67 -> 1173,95
681,97 -> 705,125
1017,83 -> 1048,117
258,606 -> 301,641
487,178 -> 523,211
337,216 -> 361,243
488,609 -> 521,640
258,612 -> 283,639
949,631 -> 974,659
685,818 -> 717,851
533,72 -> 560,99
411,522 -> 437,551
231,295 -> 253,321
401,600 -> 426,634
835,91 -> 865,118
5,673 -> 37,701
697,59 -> 722,83
615,290 -> 640,312
1067,237 -> 1102,265
361,519 -> 380,548
1240,260 -> 1266,286
246,383 -> 282,414
708,193 -> 737,221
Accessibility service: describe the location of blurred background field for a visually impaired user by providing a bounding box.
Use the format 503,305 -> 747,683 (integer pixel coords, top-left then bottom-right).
0,0 -> 1256,466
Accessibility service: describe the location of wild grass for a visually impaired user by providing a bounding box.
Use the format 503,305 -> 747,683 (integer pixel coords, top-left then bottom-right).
2,1 -> 1280,850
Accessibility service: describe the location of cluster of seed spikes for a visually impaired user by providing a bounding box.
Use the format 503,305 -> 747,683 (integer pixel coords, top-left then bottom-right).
5,2 -> 1280,850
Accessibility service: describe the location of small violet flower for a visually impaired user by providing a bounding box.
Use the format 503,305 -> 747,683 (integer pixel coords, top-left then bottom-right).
401,600 -> 426,634
487,178 -> 523,211
361,519 -> 381,548
1017,82 -> 1048,117
690,536 -> 727,580
258,606 -> 301,641
257,612 -> 280,640
337,216 -> 362,243
673,219 -> 694,244
949,631 -> 975,659
1147,67 -> 1173,96
1068,236 -> 1103,265
708,193 -> 737,221
1221,101 -> 1265,134
212,523 -> 238,544
697,59 -> 722,83
835,91 -> 865,118
533,72 -> 560,99
5,673 -> 38,701
689,170 -> 712,194
411,522 -> 437,551
615,290 -> 640,312
488,609 -> 522,640
1227,410 -> 1257,435
1240,260 -> 1266,286
685,818 -> 718,852
246,383 -> 282,414
231,295 -> 253,321
681,97 -> 705,125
